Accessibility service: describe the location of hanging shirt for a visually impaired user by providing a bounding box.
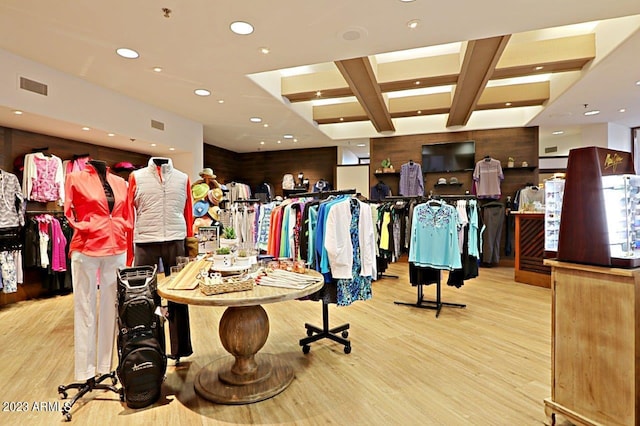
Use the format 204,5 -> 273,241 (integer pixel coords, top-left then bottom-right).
399,162 -> 424,197
409,201 -> 462,270
473,158 -> 503,199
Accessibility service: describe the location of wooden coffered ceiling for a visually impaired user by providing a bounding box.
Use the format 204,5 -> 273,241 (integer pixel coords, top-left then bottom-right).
282,33 -> 595,132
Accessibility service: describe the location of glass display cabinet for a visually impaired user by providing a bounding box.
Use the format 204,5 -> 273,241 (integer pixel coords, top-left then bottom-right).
544,178 -> 565,256
601,174 -> 640,263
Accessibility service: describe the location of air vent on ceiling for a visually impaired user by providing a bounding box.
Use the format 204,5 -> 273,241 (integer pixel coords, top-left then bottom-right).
151,119 -> 165,131
545,146 -> 558,154
20,77 -> 48,96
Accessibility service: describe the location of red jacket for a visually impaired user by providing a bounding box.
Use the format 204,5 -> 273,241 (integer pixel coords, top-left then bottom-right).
64,164 -> 133,257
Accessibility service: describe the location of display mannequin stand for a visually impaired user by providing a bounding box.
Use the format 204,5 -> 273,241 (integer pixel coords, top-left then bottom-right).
57,372 -> 122,421
394,272 -> 466,318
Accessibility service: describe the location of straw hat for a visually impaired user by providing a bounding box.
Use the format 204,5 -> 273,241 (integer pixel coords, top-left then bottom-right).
199,167 -> 216,179
191,183 -> 209,201
207,188 -> 223,205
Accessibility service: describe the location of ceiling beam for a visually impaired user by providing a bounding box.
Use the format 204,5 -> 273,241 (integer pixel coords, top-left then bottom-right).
447,35 -> 511,127
334,57 -> 395,133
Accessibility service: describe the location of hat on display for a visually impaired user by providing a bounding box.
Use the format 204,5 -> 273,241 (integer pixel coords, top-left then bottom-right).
207,188 -> 223,205
113,161 -> 136,171
437,177 -> 447,185
191,183 -> 209,201
208,205 -> 221,221
192,216 -> 213,234
199,167 -> 216,179
193,200 -> 209,217
449,176 -> 459,184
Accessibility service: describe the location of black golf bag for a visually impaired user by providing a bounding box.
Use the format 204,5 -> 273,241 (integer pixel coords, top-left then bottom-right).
116,265 -> 167,409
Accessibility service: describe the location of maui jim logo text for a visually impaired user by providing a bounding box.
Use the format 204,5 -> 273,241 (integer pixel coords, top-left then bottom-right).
604,153 -> 624,172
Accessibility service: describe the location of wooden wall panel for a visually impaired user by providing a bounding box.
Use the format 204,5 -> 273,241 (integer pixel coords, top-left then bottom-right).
204,144 -> 337,196
7,128 -> 150,178
203,143 -> 242,184
371,126 -> 538,201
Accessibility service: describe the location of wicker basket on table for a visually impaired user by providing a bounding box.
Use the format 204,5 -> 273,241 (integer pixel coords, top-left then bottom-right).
199,275 -> 254,295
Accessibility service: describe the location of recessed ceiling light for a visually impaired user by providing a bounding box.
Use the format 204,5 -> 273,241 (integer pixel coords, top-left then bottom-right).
293,138 -> 298,143
263,123 -> 269,128
417,110 -> 422,114
584,110 -> 600,116
13,110 -> 23,115
316,91 -> 322,97
283,134 -> 293,139
415,81 -> 421,85
82,126 -> 91,131
260,141 -> 265,145
194,89 -> 211,96
552,131 -> 564,135
407,19 -> 420,29
636,80 -> 640,86
150,143 -> 157,147
340,117 -> 345,121
250,117 -> 262,123
169,147 -> 175,151
619,108 -> 626,113
107,133 -> 115,137
217,99 -> 224,104
534,66 -> 544,71
399,0 -> 416,2
505,102 -> 512,106
230,21 -> 254,35
153,67 -> 163,72
260,47 -> 270,54
116,47 -> 139,59
356,143 -> 366,147
277,140 -> 282,144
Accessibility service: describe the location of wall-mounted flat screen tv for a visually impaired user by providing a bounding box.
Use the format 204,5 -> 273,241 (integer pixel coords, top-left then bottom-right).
422,141 -> 476,173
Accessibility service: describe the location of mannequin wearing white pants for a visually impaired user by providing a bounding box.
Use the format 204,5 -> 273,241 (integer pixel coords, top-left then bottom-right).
71,251 -> 125,380
64,160 -> 133,382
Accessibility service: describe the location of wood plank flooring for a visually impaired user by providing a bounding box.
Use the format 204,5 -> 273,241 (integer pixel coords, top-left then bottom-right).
0,263 -> 560,425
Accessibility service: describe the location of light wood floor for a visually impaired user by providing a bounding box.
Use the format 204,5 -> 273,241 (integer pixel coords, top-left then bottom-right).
0,262 -> 559,425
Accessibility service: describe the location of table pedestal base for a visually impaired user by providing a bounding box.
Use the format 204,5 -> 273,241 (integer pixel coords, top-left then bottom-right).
195,353 -> 294,404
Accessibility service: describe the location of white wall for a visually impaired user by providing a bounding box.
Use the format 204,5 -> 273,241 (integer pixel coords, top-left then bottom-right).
336,165 -> 369,195
608,122 -> 632,152
0,48 -> 204,177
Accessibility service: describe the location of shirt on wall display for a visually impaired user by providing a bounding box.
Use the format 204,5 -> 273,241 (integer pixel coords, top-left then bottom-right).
399,161 -> 424,197
473,157 -> 503,199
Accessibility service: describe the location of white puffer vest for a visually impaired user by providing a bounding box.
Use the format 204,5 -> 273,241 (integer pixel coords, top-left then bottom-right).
132,158 -> 188,243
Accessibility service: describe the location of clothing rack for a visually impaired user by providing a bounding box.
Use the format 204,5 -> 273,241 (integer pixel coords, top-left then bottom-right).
394,194 -> 475,317
297,188 -> 357,355
233,198 -> 261,203
294,188 -> 356,199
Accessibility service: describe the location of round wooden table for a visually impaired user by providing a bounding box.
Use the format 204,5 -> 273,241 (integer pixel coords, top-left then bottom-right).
158,268 -> 324,405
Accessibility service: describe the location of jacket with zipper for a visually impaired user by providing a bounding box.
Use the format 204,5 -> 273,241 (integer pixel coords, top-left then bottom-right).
64,163 -> 133,257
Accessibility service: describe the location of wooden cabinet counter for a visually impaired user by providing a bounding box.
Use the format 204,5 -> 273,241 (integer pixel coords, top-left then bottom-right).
544,260 -> 640,426
513,212 -> 550,288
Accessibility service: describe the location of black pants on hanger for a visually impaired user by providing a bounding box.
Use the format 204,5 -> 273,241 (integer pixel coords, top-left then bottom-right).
134,239 -> 193,358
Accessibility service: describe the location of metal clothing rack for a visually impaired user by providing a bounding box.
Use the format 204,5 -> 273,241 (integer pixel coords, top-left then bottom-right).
232,198 -> 261,203
394,194 -> 476,317
299,299 -> 351,354
293,188 -> 357,199
296,188 -> 357,354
